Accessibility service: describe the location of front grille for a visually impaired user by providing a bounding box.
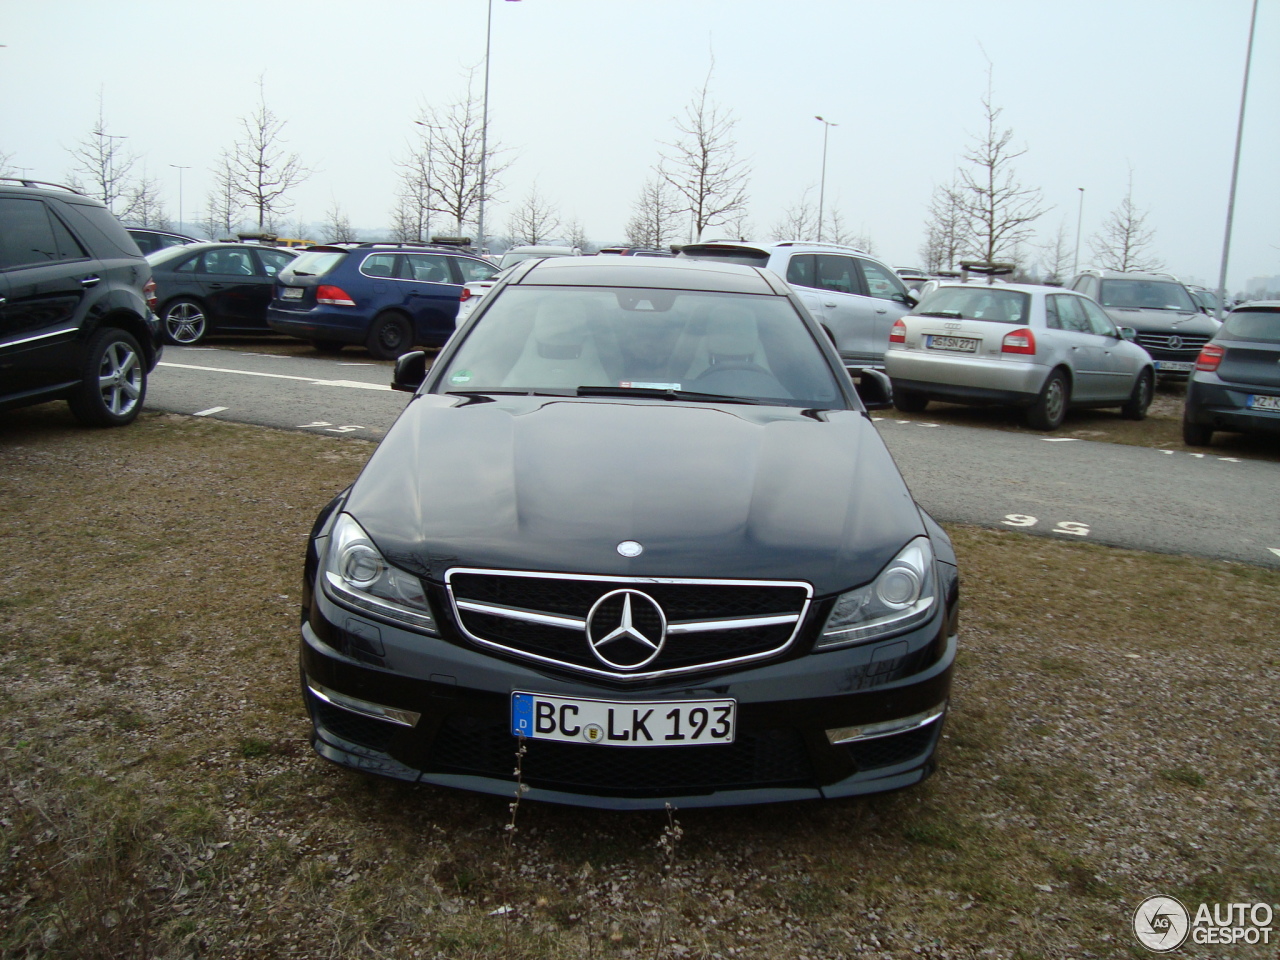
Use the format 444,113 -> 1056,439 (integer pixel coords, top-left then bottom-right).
427,716 -> 813,795
1135,332 -> 1211,357
447,569 -> 812,680
844,725 -> 937,771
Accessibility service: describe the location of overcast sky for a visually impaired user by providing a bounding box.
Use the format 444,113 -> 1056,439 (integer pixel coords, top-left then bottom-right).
3,0 -> 1277,291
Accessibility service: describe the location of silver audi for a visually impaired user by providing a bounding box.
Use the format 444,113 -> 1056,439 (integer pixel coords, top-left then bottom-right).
883,282 -> 1156,430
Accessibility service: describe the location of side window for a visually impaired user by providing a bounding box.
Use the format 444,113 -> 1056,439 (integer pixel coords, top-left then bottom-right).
360,254 -> 397,279
857,259 -> 910,303
1054,295 -> 1091,333
175,256 -> 198,274
451,256 -> 498,283
201,248 -> 254,276
814,255 -> 858,295
0,198 -> 84,269
1078,297 -> 1118,337
256,248 -> 294,277
784,254 -> 816,288
404,254 -> 452,283
1044,296 -> 1061,329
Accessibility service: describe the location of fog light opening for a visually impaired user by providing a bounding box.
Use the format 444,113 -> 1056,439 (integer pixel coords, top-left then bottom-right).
306,677 -> 421,728
825,701 -> 947,745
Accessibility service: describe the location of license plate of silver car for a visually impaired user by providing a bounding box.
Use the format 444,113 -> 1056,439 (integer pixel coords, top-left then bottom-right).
1156,360 -> 1193,372
1248,394 -> 1280,411
511,692 -> 736,746
926,335 -> 978,353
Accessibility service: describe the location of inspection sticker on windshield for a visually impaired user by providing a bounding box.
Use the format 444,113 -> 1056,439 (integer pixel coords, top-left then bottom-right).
511,692 -> 735,746
619,381 -> 682,390
926,335 -> 978,353
1248,394 -> 1280,411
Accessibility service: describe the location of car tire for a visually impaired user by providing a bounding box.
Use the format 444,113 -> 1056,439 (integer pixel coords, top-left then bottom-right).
366,312 -> 413,361
1182,412 -> 1213,446
67,328 -> 147,428
312,339 -> 346,355
162,298 -> 208,345
893,388 -> 929,413
1025,369 -> 1069,430
1120,370 -> 1153,421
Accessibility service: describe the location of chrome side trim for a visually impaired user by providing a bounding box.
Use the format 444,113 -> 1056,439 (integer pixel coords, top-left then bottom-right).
306,677 -> 420,728
3,326 -> 78,349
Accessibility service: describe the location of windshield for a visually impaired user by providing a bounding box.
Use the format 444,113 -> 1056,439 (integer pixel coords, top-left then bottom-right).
1098,279 -> 1197,312
436,285 -> 845,408
1221,309 -> 1280,343
912,286 -> 1031,324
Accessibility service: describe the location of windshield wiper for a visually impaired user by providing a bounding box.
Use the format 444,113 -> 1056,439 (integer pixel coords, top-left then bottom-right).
575,385 -> 767,405
918,310 -> 965,319
444,388 -> 575,398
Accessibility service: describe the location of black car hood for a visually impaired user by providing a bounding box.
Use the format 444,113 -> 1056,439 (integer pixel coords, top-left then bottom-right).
344,394 -> 925,596
1102,306 -> 1218,335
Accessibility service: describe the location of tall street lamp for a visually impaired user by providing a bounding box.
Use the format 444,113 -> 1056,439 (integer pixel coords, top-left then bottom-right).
1217,0 -> 1259,320
814,116 -> 837,242
476,0 -> 496,255
1073,187 -> 1085,276
169,164 -> 190,235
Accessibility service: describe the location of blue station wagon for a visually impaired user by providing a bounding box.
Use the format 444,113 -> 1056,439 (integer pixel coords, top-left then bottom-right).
266,243 -> 498,359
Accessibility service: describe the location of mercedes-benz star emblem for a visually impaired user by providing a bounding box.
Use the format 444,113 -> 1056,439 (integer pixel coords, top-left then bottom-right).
616,540 -> 644,558
1167,336 -> 1183,350
586,589 -> 667,670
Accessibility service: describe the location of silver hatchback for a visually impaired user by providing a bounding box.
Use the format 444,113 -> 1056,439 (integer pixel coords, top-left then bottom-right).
883,283 -> 1156,430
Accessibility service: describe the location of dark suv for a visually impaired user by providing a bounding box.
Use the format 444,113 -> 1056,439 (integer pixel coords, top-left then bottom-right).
267,242 -> 499,359
1069,270 -> 1218,380
0,179 -> 162,426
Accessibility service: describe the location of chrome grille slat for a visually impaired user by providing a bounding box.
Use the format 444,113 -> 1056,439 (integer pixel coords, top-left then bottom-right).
446,568 -> 812,681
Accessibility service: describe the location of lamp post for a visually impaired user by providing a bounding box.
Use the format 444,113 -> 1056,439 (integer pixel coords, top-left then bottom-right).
1073,187 -> 1085,276
814,116 -> 837,242
475,0 -> 495,255
1216,0 -> 1259,321
169,164 -> 190,235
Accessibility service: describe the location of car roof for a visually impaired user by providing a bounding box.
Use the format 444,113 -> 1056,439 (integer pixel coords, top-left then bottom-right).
1229,300 -> 1280,311
512,254 -> 783,295
929,281 -> 1051,296
683,239 -> 875,258
146,241 -> 298,263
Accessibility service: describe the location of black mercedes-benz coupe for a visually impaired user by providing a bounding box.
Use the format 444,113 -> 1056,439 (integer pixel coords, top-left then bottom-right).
298,256 -> 959,809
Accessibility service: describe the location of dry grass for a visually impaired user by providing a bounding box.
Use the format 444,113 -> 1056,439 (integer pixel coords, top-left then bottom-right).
1,404 -> 1277,959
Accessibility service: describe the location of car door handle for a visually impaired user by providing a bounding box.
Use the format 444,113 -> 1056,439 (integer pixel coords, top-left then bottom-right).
823,301 -> 837,307
80,275 -> 101,287
876,308 -> 888,314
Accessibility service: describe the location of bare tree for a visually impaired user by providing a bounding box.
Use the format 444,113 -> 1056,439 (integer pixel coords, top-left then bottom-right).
505,183 -> 561,245
226,77 -> 310,230
919,181 -> 966,274
0,150 -> 15,178
625,177 -> 682,249
323,200 -> 356,242
201,156 -> 243,239
66,95 -> 136,214
563,217 -> 593,253
391,148 -> 433,243
770,190 -> 817,241
955,71 -> 1045,267
120,170 -> 170,228
1088,173 -> 1163,273
414,69 -> 511,236
659,63 -> 751,243
1037,219 -> 1074,284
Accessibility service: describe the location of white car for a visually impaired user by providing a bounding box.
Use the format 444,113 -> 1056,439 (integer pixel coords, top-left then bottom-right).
454,265 -> 516,326
883,282 -> 1156,430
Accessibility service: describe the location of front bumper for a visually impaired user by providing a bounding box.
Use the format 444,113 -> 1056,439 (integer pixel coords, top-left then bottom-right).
299,573 -> 957,810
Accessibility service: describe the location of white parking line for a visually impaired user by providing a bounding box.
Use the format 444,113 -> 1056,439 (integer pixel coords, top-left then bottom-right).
193,406 -> 228,417
158,362 -> 392,391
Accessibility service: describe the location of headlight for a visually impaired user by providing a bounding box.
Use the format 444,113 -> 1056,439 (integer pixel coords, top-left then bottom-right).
321,513 -> 438,633
817,537 -> 936,649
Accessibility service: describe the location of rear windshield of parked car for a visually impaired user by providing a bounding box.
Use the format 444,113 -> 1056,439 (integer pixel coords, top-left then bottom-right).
1098,280 -> 1197,312
912,286 -> 1031,324
436,286 -> 844,408
284,251 -> 345,278
1221,309 -> 1280,343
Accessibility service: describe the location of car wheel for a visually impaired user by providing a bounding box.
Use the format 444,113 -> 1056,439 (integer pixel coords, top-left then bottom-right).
1182,412 -> 1213,446
67,328 -> 146,427
893,388 -> 929,413
1120,370 -> 1153,421
1025,369 -> 1069,430
366,312 -> 413,361
312,339 -> 346,355
162,298 -> 208,345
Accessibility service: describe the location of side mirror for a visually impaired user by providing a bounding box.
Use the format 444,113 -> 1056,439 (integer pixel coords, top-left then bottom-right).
391,350 -> 428,393
1118,326 -> 1137,342
845,364 -> 893,410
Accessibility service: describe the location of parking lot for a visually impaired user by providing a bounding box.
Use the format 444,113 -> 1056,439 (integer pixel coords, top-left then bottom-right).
1,403 -> 1276,958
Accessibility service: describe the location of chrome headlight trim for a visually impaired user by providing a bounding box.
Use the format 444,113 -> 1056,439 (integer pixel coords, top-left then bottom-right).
321,513 -> 438,634
817,537 -> 937,649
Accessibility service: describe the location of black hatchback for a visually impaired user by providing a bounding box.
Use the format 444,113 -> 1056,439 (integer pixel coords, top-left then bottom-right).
297,256 -> 959,809
1183,301 -> 1280,446
147,242 -> 297,345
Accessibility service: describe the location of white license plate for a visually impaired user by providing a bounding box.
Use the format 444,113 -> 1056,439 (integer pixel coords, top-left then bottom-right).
281,287 -> 304,299
1248,394 -> 1280,411
511,692 -> 736,746
1155,360 -> 1193,372
926,335 -> 978,353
